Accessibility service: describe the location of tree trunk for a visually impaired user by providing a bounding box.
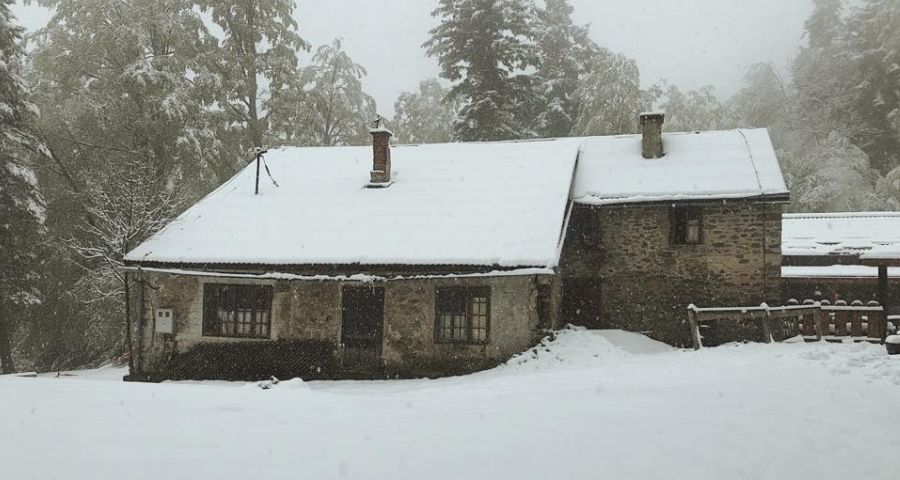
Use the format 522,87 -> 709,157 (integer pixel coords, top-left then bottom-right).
0,307 -> 16,374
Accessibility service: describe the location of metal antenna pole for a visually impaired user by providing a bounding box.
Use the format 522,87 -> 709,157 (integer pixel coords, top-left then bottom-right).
255,149 -> 261,195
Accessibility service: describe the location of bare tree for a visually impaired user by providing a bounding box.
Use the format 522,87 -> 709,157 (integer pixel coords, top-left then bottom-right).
67,159 -> 185,369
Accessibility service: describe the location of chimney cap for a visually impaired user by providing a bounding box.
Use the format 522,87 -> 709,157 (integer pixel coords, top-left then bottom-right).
370,126 -> 394,136
639,112 -> 665,123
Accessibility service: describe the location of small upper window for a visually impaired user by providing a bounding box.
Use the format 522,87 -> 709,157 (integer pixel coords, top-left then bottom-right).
671,207 -> 704,245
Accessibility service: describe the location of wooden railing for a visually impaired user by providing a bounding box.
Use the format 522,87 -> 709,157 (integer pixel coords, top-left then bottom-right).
686,300 -> 890,350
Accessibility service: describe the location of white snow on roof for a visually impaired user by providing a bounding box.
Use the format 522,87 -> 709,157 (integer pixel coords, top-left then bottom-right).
574,129 -> 788,205
125,139 -> 580,267
783,212 -> 900,257
861,244 -> 900,261
782,265 -> 900,279
127,129 -> 789,268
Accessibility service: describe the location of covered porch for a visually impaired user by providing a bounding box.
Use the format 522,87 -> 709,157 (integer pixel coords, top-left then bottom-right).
860,245 -> 900,341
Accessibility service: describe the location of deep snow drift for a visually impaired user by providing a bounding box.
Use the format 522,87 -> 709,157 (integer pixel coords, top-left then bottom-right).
1,330 -> 898,480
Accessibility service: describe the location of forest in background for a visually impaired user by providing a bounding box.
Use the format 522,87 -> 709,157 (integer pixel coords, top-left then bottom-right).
2,0 -> 900,372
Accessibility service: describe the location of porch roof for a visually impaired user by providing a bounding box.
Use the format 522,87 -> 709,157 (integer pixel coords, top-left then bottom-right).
782,212 -> 900,258
860,244 -> 900,267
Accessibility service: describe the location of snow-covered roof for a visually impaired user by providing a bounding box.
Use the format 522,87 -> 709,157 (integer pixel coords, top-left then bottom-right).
782,265 -> 900,279
125,139 -> 581,268
861,244 -> 900,261
573,129 -> 788,205
127,129 -> 788,268
782,212 -> 900,257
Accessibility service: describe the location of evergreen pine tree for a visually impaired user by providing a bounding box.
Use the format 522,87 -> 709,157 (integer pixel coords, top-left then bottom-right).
424,0 -> 540,141
0,0 -> 44,373
844,0 -> 900,174
792,0 -> 855,143
532,0 -> 599,138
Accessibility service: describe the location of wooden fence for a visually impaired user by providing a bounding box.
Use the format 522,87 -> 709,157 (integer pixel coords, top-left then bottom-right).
686,300 -> 891,350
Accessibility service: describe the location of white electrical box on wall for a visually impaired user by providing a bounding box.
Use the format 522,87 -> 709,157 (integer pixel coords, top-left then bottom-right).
155,308 -> 174,335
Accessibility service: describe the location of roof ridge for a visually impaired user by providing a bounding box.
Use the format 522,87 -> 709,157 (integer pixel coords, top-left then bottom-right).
737,129 -> 765,193
268,128 -> 768,152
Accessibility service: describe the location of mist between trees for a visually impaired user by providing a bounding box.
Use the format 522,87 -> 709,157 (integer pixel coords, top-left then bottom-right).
1,0 -> 899,373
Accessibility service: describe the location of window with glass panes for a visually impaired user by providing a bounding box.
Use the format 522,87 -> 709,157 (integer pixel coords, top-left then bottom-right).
435,287 -> 490,344
670,207 -> 704,245
202,284 -> 273,339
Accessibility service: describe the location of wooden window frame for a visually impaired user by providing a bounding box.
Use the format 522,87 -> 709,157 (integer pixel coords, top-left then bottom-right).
434,287 -> 491,345
670,207 -> 704,246
202,284 -> 273,339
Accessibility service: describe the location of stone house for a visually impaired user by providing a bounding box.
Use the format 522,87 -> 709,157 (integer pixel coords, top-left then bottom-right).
782,212 -> 900,314
123,113 -> 789,381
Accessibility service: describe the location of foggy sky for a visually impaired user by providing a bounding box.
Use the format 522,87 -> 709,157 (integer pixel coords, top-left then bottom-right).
12,0 -> 813,115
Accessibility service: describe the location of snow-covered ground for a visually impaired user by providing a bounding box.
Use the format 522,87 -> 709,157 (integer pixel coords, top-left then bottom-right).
1,330 -> 898,480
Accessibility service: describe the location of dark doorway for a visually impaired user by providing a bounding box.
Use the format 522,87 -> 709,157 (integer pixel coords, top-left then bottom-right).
562,278 -> 603,329
340,287 -> 385,370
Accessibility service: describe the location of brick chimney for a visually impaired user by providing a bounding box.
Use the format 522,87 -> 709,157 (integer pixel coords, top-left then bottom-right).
369,116 -> 393,186
640,112 -> 665,159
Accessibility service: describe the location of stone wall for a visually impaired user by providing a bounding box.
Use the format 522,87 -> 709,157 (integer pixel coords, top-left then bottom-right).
132,272 -> 550,378
559,202 -> 783,346
381,275 -> 542,375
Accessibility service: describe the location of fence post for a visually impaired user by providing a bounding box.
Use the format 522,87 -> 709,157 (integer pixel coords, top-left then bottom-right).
879,265 -> 890,343
813,308 -> 825,342
833,309 -> 849,337
761,303 -> 773,343
869,307 -> 886,342
687,306 -> 703,351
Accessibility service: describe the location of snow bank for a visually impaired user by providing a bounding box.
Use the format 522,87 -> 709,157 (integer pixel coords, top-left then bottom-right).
505,327 -> 673,370
792,341 -> 900,385
3,332 -> 898,480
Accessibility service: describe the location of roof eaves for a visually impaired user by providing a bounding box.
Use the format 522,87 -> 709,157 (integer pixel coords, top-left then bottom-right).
574,192 -> 791,207
783,211 -> 900,220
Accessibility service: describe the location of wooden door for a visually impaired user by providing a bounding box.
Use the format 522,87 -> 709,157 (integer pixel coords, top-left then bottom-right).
562,278 -> 604,329
340,287 -> 385,370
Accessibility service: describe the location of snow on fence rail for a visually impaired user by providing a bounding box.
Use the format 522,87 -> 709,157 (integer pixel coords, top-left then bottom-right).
686,300 -> 891,350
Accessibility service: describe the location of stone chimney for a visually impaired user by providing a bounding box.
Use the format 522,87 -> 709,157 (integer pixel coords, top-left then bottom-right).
640,112 -> 665,159
369,116 -> 393,186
